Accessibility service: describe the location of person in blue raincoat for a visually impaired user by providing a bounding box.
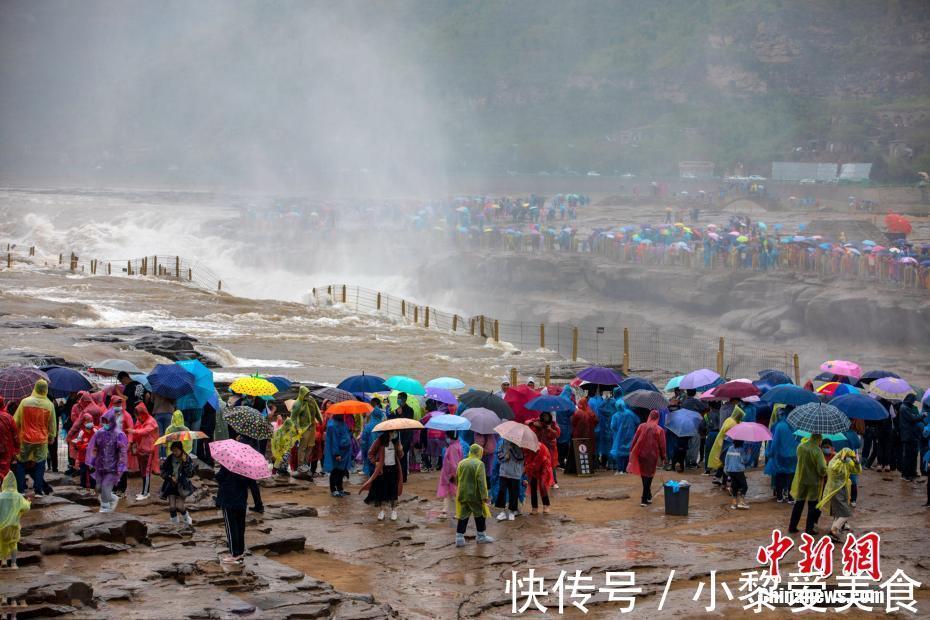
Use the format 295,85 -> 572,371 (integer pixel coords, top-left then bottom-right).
555,386 -> 574,469
609,398 -> 640,473
595,395 -> 616,469
324,415 -> 353,498
764,408 -> 798,502
360,401 -> 386,478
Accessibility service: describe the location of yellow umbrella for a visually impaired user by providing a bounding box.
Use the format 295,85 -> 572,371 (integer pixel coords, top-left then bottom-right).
387,390 -> 423,419
230,376 -> 278,397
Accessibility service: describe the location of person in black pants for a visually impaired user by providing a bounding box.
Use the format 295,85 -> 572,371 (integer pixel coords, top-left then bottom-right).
216,461 -> 249,565
237,434 -> 265,513
389,393 -> 415,483
640,476 -> 654,505
329,467 -> 346,495
196,402 -> 216,467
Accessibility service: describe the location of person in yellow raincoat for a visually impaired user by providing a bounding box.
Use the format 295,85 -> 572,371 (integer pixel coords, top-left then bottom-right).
271,418 -> 300,475
165,410 -> 192,453
291,387 -> 322,472
789,434 -> 828,535
707,405 -> 744,484
0,471 -> 30,568
454,444 -> 494,547
817,447 -> 861,541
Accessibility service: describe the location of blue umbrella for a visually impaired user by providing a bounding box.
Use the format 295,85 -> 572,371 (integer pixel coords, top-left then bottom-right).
761,385 -> 819,406
424,414 -> 471,432
337,373 -> 387,393
425,377 -> 466,390
384,375 -> 425,396
618,377 -> 659,394
174,360 -> 214,408
829,394 -> 889,421
267,376 -> 292,392
577,366 -> 624,386
525,395 -> 575,413
858,370 -> 900,384
758,369 -> 793,386
41,366 -> 92,398
148,363 -> 195,400
665,409 -> 702,437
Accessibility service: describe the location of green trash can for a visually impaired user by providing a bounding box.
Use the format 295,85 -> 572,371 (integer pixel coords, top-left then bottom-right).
664,481 -> 690,516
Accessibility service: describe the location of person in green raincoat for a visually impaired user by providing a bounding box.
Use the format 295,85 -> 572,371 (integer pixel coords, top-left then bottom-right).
271,418 -> 300,475
165,410 -> 193,453
0,471 -> 30,568
789,434 -> 828,535
816,447 -> 861,541
707,405 -> 744,484
291,387 -> 322,472
454,444 -> 494,547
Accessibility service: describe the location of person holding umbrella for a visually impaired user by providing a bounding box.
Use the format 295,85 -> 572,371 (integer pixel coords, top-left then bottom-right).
454,444 -> 494,547
389,393 -> 415,483
898,394 -> 925,482
527,412 -> 560,486
628,410 -> 666,506
494,439 -> 524,521
789,434 -> 828,535
324,414 -> 353,497
359,431 -> 404,521
360,399 -> 386,478
567,398 -> 597,474
213,442 -> 253,565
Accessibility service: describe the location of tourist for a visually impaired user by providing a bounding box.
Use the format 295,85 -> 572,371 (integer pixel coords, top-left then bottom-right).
567,397 -> 597,474
437,431 -> 464,519
151,392 -> 176,454
454,444 -> 493,547
628,410 -> 666,507
271,417 -> 300,476
165,410 -> 192,452
389,393 -> 415,482
493,379 -> 510,400
360,400 -> 386,477
160,441 -> 195,525
555,385 -> 574,470
117,371 -> 146,415
360,431 -> 403,521
789,434 -> 828,535
609,398 -> 639,474
708,404 -> 744,486
0,397 -> 19,480
494,439 -> 524,521
527,411 -> 560,486
324,414 -> 352,497
70,413 -> 96,491
129,403 -> 159,500
215,450 -> 249,565
702,399 -> 721,474
725,439 -> 749,510
525,443 -> 554,515
817,447 -> 861,541
85,411 -> 128,513
109,395 -> 134,495
898,394 -> 925,482
595,396 -> 615,470
764,407 -> 798,503
12,380 -> 57,496
0,471 -> 30,569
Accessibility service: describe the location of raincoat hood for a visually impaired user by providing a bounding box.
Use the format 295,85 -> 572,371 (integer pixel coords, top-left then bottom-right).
647,409 -> 660,424
468,443 -> 483,460
1,471 -> 16,493
32,380 -> 49,397
165,410 -> 192,452
77,391 -> 92,408
0,470 -> 29,548
135,402 -> 152,422
170,410 -> 185,427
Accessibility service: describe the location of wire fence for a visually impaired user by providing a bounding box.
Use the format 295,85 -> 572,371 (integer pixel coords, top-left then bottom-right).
310,284 -> 800,381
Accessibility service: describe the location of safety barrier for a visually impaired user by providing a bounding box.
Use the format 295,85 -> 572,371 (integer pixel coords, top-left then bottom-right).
310,284 -> 801,383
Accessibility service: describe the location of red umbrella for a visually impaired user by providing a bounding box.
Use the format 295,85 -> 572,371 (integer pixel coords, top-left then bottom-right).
504,384 -> 541,424
713,380 -> 761,399
885,213 -> 912,234
544,385 -> 562,396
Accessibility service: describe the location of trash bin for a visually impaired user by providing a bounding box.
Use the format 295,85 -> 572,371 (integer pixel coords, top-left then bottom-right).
664,481 -> 690,516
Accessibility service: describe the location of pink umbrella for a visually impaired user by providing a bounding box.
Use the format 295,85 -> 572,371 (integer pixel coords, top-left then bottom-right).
494,421 -> 539,451
820,360 -> 862,380
699,387 -> 722,401
726,422 -> 772,442
209,439 -> 271,480
707,232 -> 720,240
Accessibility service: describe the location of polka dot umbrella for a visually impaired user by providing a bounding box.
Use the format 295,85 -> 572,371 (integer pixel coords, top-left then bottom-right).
223,406 -> 273,440
209,439 -> 271,480
229,375 -> 278,397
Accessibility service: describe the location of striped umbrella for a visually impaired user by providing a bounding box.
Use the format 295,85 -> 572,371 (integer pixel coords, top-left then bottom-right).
787,402 -> 850,435
0,367 -> 49,401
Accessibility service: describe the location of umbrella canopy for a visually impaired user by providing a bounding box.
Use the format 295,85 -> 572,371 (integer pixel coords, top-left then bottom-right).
230,376 -> 278,397
868,377 -> 915,401
209,439 -> 271,480
922,388 -> 930,406
131,373 -> 152,391
758,369 -> 793,386
147,364 -> 196,400
726,422 -> 772,442
787,402 -> 850,435
525,395 -> 575,414
224,406 -> 273,439
504,384 -> 542,423
618,377 -> 659,394
460,407 -> 502,434
577,366 -> 624,385
713,380 -> 761,399
424,414 -> 471,432
680,369 -> 721,390
0,367 -> 49,401
761,385 -> 819,406
424,387 -> 457,406
154,430 -> 209,446
858,370 -> 900,384
829,394 -> 889,421
384,375 -> 425,396
90,359 -> 142,376
373,417 -> 424,432
680,397 -> 710,413
425,377 -> 466,390
174,360 -> 215,409
665,409 -> 702,437
494,421 -> 539,451
815,382 -> 860,397
459,390 -> 514,421
664,375 -> 684,392
266,376 -> 293,392
794,429 -> 847,443
312,387 -> 356,403
337,373 -> 387,393
386,390 -> 423,419
42,366 -> 92,398
624,389 -> 669,410
327,400 -> 373,416
819,360 -> 861,380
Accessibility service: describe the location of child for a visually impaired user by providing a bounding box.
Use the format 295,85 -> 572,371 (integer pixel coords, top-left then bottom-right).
454,444 -> 494,547
725,439 -> 749,510
71,413 -> 97,492
216,440 -> 250,565
0,471 -> 30,569
160,441 -> 195,525
85,411 -> 128,513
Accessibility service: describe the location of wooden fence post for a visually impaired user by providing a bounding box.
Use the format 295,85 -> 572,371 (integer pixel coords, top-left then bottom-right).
218,280 -> 222,292
793,353 -> 801,385
539,323 -> 545,349
469,318 -> 475,336
413,305 -> 419,324
401,300 -> 406,317
544,364 -> 551,386
59,253 -> 63,265
510,367 -> 518,386
452,315 -> 458,332
108,263 -> 112,275
176,256 -> 180,279
480,316 -> 486,338
6,253 -> 10,269
376,292 -> 381,310
572,327 -> 579,361
424,307 -> 430,328
153,256 -> 157,276
716,337 -> 725,376
188,268 -> 192,281
341,285 -> 347,303
127,260 -> 132,275
623,328 -> 630,374
494,320 -> 500,342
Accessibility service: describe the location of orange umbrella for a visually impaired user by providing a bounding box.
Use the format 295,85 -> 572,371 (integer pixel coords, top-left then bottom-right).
327,400 -> 373,416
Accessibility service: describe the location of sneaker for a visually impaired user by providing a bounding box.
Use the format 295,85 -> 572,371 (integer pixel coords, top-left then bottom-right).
330,492 -> 341,498
455,534 -> 466,548
737,503 -> 750,510
183,512 -> 193,525
850,501 -> 857,507
530,509 -> 538,515
135,493 -> 149,501
377,510 -> 385,521
496,511 -> 508,521
390,509 -> 397,521
170,515 -> 179,524
221,555 -> 243,565
552,484 -> 559,489
250,505 -> 265,513
730,504 -> 738,510
507,511 -> 515,521
542,506 -> 550,514
476,532 -> 495,544
640,502 -> 648,507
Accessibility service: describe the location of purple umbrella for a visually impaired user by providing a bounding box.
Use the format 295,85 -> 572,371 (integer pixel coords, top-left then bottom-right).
922,388 -> 929,406
868,377 -> 915,402
577,366 -> 624,385
425,387 -> 457,405
680,368 -> 721,390
0,366 -> 49,402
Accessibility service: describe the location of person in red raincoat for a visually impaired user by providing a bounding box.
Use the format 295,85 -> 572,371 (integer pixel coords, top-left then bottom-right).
0,397 -> 20,478
524,443 -> 555,514
567,398 -> 597,474
628,410 -> 666,506
527,412 -> 561,487
129,403 -> 160,500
